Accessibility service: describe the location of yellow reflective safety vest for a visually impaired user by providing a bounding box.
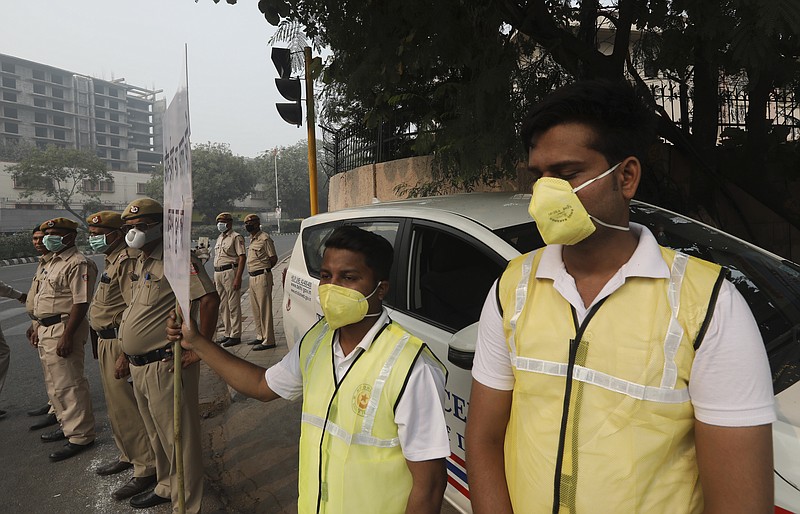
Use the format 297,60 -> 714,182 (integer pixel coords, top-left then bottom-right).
297,318 -> 446,514
498,246 -> 724,514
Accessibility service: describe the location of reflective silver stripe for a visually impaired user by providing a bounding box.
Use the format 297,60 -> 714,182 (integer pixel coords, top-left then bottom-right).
302,413 -> 400,448
660,252 -> 688,389
361,333 -> 410,436
512,356 -> 689,403
303,322 -> 330,375
508,253 -> 536,360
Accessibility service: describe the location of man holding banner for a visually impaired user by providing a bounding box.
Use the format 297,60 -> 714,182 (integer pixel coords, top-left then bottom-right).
118,198 -> 219,511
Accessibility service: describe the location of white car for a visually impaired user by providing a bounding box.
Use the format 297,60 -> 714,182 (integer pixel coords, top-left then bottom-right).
282,192 -> 800,514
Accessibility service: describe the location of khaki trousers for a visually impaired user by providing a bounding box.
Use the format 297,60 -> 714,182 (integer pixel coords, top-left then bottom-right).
97,337 -> 156,477
249,272 -> 275,344
214,268 -> 242,338
130,360 -> 203,514
37,320 -> 95,444
0,325 -> 8,399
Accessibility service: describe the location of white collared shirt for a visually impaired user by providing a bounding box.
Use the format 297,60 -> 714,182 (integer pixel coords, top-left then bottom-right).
473,223 -> 775,427
266,309 -> 451,461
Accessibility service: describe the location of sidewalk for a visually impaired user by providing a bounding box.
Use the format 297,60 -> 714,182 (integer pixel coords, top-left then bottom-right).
198,257 -> 301,513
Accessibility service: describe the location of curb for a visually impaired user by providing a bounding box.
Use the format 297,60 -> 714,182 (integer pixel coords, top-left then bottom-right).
0,256 -> 38,266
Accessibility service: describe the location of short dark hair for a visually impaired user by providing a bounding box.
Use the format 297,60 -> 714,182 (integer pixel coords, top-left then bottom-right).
520,79 -> 657,165
32,225 -> 43,235
324,225 -> 394,281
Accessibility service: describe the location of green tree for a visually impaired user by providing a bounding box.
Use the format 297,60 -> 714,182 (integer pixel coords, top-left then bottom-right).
8,146 -> 111,226
253,140 -> 328,218
145,143 -> 258,221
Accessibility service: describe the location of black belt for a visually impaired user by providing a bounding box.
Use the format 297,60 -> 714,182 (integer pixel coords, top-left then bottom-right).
38,314 -> 65,327
249,268 -> 271,277
125,345 -> 172,366
96,327 -> 118,339
214,264 -> 237,272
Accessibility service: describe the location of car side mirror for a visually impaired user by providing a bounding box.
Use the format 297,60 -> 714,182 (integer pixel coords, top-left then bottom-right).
447,323 -> 478,370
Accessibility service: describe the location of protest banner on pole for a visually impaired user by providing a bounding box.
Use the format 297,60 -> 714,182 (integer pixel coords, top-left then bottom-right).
162,49 -> 191,514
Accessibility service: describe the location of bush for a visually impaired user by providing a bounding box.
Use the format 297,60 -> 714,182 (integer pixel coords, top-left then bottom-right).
278,219 -> 303,234
0,232 -> 36,260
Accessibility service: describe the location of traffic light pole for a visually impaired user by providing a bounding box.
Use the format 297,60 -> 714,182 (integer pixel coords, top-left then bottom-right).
304,46 -> 319,216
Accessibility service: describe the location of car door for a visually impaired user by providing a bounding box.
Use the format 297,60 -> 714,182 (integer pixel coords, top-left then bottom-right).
387,219 -> 507,513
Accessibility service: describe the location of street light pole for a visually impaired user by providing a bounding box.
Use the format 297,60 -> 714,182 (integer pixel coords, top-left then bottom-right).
273,149 -> 281,233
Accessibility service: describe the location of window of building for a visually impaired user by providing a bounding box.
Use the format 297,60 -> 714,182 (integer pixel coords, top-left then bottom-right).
53,115 -> 65,126
95,111 -> 105,119
35,127 -> 48,138
15,203 -> 56,210
2,77 -> 17,89
32,69 -> 45,80
111,161 -> 120,170
53,129 -> 66,140
137,182 -> 148,194
109,100 -> 118,110
1,62 -> 14,73
83,179 -> 114,192
50,74 -> 63,85
110,149 -> 121,160
4,107 -> 18,119
33,83 -> 45,95
33,97 -> 46,108
52,88 -> 64,99
96,122 -> 106,132
4,122 -> 19,134
34,112 -> 47,124
2,91 -> 16,102
79,119 -> 88,131
97,135 -> 106,145
111,137 -> 120,147
78,105 -> 88,116
13,176 -> 52,190
78,92 -> 88,104
110,125 -> 119,134
96,149 -> 105,158
95,97 -> 104,107
109,88 -> 119,98
52,101 -> 64,111
109,112 -> 119,122
95,85 -> 104,95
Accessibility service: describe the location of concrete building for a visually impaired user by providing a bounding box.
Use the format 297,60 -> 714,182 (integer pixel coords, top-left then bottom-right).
0,53 -> 165,173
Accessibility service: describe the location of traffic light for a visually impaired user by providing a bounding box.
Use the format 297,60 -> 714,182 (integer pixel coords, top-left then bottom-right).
271,47 -> 302,126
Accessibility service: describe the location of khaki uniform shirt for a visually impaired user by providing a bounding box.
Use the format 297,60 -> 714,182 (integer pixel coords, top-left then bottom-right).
26,253 -> 52,318
89,244 -> 140,331
214,231 -> 245,267
34,246 -> 97,319
247,230 -> 277,272
119,243 -> 215,355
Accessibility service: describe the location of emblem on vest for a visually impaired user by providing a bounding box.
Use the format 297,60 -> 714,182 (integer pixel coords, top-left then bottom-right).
352,384 -> 372,417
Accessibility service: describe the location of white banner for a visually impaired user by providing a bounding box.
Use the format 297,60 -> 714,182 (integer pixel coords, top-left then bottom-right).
162,61 -> 193,316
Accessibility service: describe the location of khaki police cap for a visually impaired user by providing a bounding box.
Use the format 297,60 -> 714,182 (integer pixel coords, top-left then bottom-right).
122,198 -> 163,220
86,211 -> 124,229
216,212 -> 233,222
40,217 -> 79,232
244,213 -> 260,223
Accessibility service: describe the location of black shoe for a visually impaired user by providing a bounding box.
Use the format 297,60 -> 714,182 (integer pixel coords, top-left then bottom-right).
49,440 -> 94,461
0,409 -> 6,418
247,339 -> 263,346
96,460 -> 133,476
30,413 -> 58,430
215,336 -> 231,345
252,342 -> 277,351
130,490 -> 170,509
27,404 -> 50,417
112,475 -> 157,501
41,428 -> 66,442
222,337 -> 241,347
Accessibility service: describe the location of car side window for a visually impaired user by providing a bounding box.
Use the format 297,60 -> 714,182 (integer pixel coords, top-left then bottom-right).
407,224 -> 504,332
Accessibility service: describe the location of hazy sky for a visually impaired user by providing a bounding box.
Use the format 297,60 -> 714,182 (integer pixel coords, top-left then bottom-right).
2,0 -> 309,158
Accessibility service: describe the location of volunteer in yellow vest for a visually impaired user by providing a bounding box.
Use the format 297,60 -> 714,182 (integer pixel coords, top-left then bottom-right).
243,213 -> 278,350
214,211 -> 246,347
86,211 -> 157,500
25,224 -> 59,428
34,217 -> 98,461
167,226 -> 450,514
466,80 -> 775,513
118,197 -> 219,512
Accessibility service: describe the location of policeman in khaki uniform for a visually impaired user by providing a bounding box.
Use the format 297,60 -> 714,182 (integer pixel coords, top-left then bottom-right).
118,198 -> 219,512
214,212 -> 246,347
34,217 -> 98,461
26,224 -> 59,428
86,211 -> 157,500
243,214 -> 278,350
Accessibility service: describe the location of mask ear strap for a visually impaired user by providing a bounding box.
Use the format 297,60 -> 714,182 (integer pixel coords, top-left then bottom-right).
573,162 -> 621,193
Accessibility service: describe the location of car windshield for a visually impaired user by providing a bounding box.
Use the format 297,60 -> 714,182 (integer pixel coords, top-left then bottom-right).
493,208 -> 800,395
